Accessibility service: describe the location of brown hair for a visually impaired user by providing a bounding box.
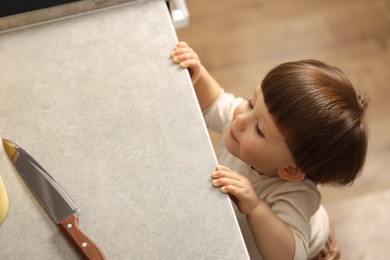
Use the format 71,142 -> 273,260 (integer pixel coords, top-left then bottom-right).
261,60 -> 368,185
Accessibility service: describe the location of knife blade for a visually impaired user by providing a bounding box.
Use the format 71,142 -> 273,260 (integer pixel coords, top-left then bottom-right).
2,138 -> 106,260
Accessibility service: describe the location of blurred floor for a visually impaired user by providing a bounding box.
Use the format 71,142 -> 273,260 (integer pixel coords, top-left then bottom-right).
176,0 -> 390,259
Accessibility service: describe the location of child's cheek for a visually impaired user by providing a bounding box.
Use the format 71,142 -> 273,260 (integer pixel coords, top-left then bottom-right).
240,139 -> 259,164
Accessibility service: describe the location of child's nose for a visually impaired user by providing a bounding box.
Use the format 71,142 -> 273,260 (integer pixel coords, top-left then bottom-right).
235,114 -> 247,131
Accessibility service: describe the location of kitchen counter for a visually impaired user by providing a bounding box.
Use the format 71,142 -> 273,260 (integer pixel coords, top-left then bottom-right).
0,0 -> 249,258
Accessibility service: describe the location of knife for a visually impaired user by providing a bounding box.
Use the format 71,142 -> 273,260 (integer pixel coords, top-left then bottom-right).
2,138 -> 106,260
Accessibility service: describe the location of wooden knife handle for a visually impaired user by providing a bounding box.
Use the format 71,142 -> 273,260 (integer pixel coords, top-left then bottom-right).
59,214 -> 106,260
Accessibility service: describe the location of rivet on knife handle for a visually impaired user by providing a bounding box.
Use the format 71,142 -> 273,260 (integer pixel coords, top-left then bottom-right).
59,214 -> 106,260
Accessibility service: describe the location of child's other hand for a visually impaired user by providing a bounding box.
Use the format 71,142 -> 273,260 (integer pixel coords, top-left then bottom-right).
171,41 -> 202,84
212,165 -> 260,216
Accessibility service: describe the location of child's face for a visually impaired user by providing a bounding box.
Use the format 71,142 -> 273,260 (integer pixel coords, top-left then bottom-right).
224,86 -> 295,176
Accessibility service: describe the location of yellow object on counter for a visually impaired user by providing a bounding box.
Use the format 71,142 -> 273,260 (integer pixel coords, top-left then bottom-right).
0,136 -> 9,224
0,175 -> 8,224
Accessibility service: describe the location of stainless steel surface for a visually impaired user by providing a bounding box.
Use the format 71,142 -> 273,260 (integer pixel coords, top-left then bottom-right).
2,139 -> 78,223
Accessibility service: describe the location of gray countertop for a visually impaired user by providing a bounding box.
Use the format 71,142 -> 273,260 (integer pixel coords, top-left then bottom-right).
0,0 -> 248,259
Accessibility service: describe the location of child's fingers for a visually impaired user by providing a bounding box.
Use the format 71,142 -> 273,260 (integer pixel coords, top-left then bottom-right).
172,45 -> 196,55
172,49 -> 198,62
220,185 -> 240,195
172,53 -> 198,64
212,169 -> 228,179
212,177 -> 243,188
179,59 -> 200,69
177,41 -> 188,47
212,168 -> 241,181
215,165 -> 231,171
220,184 -> 249,201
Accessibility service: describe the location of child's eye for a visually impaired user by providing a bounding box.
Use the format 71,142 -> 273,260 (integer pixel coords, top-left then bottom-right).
247,98 -> 254,109
255,125 -> 265,138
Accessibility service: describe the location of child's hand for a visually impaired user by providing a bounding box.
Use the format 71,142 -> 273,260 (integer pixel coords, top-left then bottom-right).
212,165 -> 261,216
171,41 -> 202,84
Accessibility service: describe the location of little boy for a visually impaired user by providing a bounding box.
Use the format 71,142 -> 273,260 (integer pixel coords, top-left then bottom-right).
172,42 -> 368,260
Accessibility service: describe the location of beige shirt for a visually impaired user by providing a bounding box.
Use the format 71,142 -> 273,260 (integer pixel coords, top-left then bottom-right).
203,90 -> 329,259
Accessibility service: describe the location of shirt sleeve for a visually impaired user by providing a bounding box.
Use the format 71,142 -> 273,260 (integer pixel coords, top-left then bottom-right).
202,89 -> 244,134
265,180 -> 321,259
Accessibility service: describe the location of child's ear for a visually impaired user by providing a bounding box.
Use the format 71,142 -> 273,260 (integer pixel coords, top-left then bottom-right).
277,165 -> 305,182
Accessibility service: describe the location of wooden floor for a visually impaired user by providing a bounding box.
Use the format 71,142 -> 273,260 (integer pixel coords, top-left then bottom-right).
177,0 -> 390,259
